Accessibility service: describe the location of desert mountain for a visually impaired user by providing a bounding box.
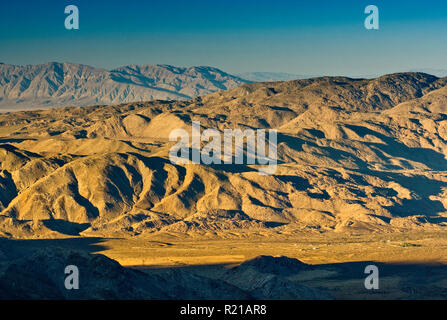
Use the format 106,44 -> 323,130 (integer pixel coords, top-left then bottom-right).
0,62 -> 249,111
1,72 -> 447,239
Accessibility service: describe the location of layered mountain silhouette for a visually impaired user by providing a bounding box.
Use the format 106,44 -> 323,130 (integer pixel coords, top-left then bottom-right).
0,62 -> 249,111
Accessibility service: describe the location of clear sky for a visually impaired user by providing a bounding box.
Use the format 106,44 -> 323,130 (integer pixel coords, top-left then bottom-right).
1,0 -> 447,76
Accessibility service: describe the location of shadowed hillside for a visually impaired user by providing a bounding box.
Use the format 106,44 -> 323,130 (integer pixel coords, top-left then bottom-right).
1,73 -> 447,239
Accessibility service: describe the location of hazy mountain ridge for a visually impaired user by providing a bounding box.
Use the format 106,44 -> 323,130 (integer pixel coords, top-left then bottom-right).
236,72 -> 383,82
237,72 -> 312,82
0,62 -> 249,110
410,68 -> 447,78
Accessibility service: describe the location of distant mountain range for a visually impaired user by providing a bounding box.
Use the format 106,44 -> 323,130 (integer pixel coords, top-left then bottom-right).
236,72 -> 384,81
0,62 -> 249,111
236,72 -> 313,82
1,62 -> 446,112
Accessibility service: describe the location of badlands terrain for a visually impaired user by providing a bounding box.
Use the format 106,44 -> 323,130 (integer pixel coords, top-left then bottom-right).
1,72 -> 447,299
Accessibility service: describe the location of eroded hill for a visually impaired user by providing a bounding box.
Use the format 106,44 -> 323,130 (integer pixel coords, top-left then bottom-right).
1,73 -> 447,239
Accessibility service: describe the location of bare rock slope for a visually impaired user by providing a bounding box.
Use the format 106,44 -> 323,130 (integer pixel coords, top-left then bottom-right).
0,62 -> 248,111
1,73 -> 447,238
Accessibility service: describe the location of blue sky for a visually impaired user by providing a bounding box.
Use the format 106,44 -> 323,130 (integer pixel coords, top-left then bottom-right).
1,0 -> 447,76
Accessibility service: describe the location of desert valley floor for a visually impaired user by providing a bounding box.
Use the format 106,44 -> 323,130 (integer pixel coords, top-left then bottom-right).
1,232 -> 447,299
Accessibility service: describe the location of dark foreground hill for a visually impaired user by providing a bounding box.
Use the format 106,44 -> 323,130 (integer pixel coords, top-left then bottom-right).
0,244 -> 330,300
